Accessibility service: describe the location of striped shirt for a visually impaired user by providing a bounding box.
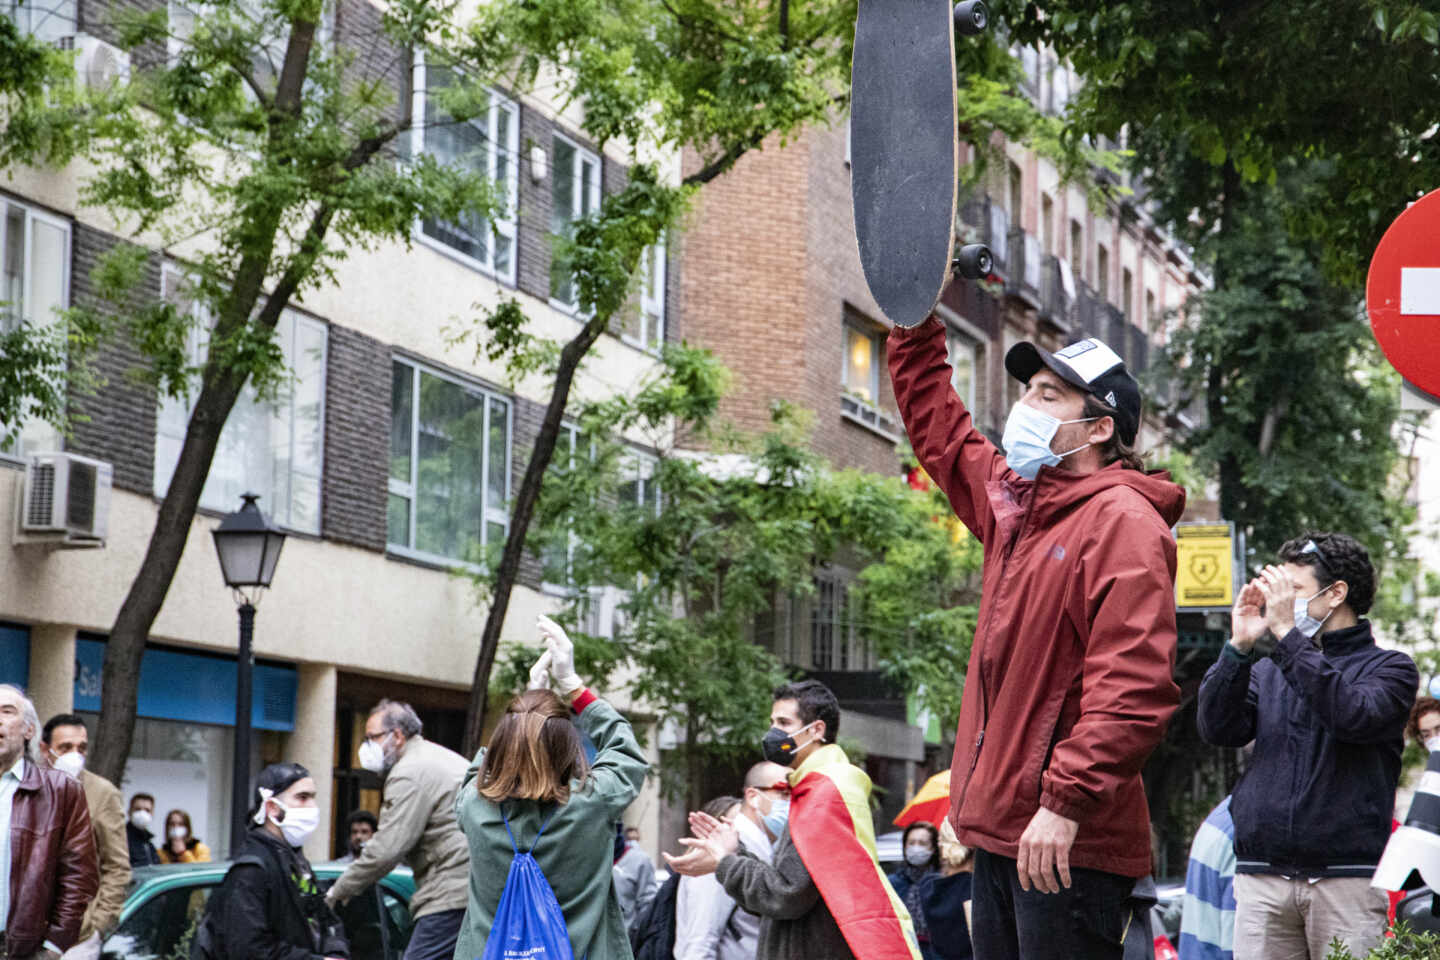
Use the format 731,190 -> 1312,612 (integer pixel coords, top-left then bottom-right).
1179,796 -> 1236,960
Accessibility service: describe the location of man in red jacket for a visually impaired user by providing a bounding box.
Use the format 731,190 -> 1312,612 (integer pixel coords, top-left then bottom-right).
889,320 -> 1184,960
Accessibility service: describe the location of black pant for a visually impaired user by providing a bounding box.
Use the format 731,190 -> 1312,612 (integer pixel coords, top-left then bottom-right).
969,848 -> 1147,960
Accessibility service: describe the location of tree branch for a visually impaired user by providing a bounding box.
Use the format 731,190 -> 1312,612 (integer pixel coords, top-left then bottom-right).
683,130 -> 767,187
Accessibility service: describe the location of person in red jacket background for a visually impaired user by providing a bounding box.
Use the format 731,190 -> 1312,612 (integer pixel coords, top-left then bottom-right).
888,321 -> 1184,960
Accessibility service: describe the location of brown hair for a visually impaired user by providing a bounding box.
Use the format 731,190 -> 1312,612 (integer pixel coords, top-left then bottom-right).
1408,697 -> 1440,743
1081,394 -> 1144,471
478,690 -> 588,804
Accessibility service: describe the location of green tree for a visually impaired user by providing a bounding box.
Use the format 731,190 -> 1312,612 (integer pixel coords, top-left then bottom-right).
490,348 -> 982,806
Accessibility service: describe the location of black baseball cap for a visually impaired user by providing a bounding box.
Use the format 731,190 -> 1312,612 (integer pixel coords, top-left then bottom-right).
1005,338 -> 1141,445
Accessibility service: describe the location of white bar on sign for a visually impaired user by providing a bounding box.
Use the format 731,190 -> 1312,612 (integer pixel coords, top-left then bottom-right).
1400,267 -> 1440,315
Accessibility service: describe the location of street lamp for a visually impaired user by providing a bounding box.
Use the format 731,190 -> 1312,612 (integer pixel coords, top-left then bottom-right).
212,493 -> 287,854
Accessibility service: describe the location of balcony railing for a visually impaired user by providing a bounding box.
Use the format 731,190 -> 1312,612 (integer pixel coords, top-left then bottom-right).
957,194 -> 1010,277
1039,254 -> 1077,334
1006,228 -> 1041,301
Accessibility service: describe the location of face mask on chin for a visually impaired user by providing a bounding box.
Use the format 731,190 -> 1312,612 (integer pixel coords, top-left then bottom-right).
1002,402 -> 1097,480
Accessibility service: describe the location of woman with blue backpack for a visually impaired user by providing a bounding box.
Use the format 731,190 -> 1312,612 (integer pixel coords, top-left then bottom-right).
454,615 -> 649,960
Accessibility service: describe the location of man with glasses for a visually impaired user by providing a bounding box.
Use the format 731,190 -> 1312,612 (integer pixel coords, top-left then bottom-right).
326,700 -> 470,960
1198,533 -> 1418,959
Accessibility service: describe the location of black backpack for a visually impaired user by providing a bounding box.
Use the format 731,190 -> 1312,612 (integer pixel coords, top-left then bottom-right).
628,872 -> 681,960
189,856 -> 263,960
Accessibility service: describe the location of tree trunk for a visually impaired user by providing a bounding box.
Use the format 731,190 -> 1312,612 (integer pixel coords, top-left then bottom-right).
1211,162 -> 1244,532
462,311 -> 610,755
87,19 -> 322,786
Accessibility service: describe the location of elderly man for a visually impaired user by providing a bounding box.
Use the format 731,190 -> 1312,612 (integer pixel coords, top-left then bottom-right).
326,700 -> 469,960
40,714 -> 131,960
0,686 -> 98,960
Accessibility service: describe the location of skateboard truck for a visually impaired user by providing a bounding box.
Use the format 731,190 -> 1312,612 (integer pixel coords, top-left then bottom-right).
952,243 -> 993,280
954,0 -> 988,35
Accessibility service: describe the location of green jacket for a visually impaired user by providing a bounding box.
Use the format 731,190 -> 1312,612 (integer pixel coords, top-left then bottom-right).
454,695 -> 648,960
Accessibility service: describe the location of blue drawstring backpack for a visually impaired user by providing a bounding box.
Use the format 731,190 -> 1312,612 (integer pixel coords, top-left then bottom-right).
482,804 -> 575,960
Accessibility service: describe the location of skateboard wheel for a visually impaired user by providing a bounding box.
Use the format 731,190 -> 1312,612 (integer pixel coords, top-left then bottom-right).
953,244 -> 993,279
954,0 -> 988,35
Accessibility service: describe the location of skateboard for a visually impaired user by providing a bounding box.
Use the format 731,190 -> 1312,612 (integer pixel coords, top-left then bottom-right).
851,0 -> 992,328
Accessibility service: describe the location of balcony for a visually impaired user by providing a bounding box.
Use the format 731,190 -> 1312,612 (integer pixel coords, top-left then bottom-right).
1039,254 -> 1078,335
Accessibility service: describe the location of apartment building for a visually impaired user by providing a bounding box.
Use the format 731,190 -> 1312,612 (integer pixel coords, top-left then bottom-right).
675,53 -> 1206,834
0,0 -> 678,861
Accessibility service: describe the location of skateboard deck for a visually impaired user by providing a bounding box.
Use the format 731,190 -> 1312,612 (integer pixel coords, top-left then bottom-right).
850,0 -> 958,329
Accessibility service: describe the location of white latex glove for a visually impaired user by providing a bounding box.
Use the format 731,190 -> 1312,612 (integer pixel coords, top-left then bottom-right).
537,615 -> 582,695
527,650 -> 553,690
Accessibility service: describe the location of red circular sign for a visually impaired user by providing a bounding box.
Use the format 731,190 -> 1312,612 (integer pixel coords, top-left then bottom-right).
1367,188 -> 1440,398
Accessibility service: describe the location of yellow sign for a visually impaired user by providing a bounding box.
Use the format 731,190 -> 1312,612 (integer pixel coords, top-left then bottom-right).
1175,523 -> 1235,608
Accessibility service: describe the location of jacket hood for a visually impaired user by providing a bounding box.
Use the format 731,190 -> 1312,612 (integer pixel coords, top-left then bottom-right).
1029,461 -> 1186,528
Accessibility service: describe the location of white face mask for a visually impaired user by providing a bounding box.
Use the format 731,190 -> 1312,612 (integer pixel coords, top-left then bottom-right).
169,826 -> 188,841
357,733 -> 391,774
904,845 -> 934,867
1424,735 -> 1440,754
131,809 -> 153,831
1293,586 -> 1336,639
1002,402 -> 1097,480
52,750 -> 85,779
269,800 -> 320,847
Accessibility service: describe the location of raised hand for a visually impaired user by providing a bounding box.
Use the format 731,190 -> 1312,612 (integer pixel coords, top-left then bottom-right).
1255,565 -> 1298,639
537,615 -> 582,695
1230,580 -> 1268,654
527,650 -> 553,690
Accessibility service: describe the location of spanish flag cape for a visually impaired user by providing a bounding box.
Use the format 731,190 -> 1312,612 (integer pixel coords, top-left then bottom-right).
788,743 -> 921,960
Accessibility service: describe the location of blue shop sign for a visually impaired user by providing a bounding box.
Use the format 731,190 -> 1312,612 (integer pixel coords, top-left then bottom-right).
74,637 -> 297,731
0,624 -> 28,687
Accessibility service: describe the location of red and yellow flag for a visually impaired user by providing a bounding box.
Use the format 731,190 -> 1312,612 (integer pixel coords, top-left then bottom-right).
788,744 -> 921,960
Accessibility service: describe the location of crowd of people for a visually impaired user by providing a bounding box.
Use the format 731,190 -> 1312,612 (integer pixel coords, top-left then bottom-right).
0,324 -> 1434,960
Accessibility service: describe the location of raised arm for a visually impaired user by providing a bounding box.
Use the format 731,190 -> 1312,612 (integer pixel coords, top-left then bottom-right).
887,317 -> 1008,544
1272,633 -> 1418,743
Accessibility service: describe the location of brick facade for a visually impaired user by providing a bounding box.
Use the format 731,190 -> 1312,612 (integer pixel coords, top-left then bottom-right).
66,223 -> 160,496
320,324 -> 390,551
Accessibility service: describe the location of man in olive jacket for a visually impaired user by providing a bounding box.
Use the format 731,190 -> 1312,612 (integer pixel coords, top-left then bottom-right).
326,701 -> 469,960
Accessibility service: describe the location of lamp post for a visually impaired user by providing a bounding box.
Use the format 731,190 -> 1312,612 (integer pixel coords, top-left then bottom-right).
212,493 -> 287,854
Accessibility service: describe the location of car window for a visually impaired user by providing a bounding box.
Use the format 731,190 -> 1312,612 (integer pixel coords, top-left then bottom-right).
103,883 -> 214,960
330,887 -> 388,960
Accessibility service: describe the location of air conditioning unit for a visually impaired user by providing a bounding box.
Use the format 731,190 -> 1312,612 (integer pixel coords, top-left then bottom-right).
68,33 -> 131,92
17,452 -> 112,546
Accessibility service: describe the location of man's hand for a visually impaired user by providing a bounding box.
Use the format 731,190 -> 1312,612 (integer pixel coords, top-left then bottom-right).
1256,565 -> 1297,639
1230,580 -> 1268,654
660,810 -> 740,877
663,841 -> 719,877
1016,806 -> 1078,894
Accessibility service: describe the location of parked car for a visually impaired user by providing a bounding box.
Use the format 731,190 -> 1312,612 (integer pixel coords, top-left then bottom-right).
100,860 -> 416,960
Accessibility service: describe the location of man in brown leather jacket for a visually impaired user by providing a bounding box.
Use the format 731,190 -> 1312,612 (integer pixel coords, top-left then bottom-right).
0,685 -> 99,960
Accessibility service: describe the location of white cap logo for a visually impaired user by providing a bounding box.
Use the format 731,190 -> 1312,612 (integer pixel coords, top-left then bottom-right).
1106,391 -> 1117,406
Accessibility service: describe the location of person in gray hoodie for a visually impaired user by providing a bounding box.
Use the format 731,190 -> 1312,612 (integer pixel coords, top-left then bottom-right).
326,700 -> 470,960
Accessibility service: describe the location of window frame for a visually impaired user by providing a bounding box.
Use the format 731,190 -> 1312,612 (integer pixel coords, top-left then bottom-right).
409,50 -> 520,285
548,131 -> 602,313
386,356 -> 512,569
841,321 -> 882,408
2,0 -> 76,44
153,263 -> 329,534
1,200 -> 72,461
622,238 -> 667,353
540,420 -> 594,595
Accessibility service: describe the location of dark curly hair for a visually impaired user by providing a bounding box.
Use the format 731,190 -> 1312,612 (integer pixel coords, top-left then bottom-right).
1276,532 -> 1376,616
1408,697 -> 1440,743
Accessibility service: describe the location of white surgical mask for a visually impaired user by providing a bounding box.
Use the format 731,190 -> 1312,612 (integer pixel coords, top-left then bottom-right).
52,751 -> 85,779
270,800 -> 320,847
905,845 -> 934,867
1002,402 -> 1097,480
357,735 -> 389,774
1293,586 -> 1336,639
1424,735 -> 1440,754
169,826 -> 188,841
131,809 -> 153,831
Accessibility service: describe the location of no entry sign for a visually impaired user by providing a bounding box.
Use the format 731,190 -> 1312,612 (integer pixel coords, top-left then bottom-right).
1367,188 -> 1440,399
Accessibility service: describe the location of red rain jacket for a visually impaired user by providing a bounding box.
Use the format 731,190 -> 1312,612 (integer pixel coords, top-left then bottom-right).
889,318 -> 1184,878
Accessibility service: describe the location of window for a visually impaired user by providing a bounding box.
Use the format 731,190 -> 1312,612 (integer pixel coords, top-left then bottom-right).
618,454 -> 662,518
0,200 -> 69,458
550,134 -> 601,309
1070,220 -> 1084,282
1004,329 -> 1023,411
541,422 -> 593,590
387,359 -> 510,565
1040,194 -> 1054,256
1146,290 -> 1159,332
1122,267 -> 1134,321
154,266 -> 327,533
2,0 -> 75,43
809,572 -> 872,672
946,328 -> 980,414
623,239 -> 666,351
1007,161 -> 1023,221
102,882 -> 213,960
411,54 -> 519,281
843,323 -> 881,405
1097,244 -> 1110,301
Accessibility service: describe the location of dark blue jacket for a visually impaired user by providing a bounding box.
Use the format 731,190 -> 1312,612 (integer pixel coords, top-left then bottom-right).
887,868 -> 973,960
1196,621 -> 1417,875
